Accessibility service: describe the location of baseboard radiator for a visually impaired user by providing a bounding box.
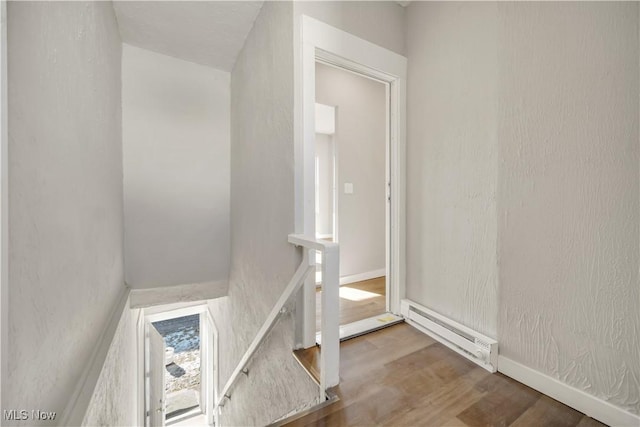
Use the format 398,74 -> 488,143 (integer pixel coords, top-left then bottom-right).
401,299 -> 498,373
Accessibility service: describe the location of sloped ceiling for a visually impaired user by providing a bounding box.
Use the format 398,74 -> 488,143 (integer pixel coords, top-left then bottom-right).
113,1 -> 264,71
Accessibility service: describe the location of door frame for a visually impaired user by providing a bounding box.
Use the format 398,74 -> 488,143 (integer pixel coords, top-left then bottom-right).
138,303 -> 218,427
294,16 -> 407,348
147,321 -> 166,426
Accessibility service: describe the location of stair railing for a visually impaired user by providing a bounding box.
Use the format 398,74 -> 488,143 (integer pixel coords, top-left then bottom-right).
288,234 -> 340,400
213,234 -> 340,420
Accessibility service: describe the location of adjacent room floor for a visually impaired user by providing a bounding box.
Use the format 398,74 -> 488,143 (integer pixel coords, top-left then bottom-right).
291,323 -> 605,427
315,277 -> 386,331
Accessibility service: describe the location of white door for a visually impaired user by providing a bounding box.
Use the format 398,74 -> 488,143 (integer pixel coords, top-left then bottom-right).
148,324 -> 166,427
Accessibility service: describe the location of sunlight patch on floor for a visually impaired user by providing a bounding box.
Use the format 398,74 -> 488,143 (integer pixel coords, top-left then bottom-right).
339,286 -> 381,301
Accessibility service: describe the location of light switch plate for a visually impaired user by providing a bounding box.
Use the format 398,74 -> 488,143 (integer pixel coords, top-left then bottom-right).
344,183 -> 354,194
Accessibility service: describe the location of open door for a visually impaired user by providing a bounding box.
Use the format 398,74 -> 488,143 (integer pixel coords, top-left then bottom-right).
313,63 -> 403,343
148,323 -> 166,427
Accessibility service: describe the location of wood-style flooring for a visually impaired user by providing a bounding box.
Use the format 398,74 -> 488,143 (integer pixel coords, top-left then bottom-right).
316,277 -> 387,331
289,323 -> 606,427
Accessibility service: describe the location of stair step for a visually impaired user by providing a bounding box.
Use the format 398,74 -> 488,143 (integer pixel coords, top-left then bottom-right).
293,346 -> 321,385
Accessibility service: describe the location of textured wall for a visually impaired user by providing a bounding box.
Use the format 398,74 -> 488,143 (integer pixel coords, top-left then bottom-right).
315,63 -> 387,278
211,2 -> 320,425
294,1 -> 405,56
406,0 -> 640,417
4,2 -> 124,423
405,1 -> 499,338
113,1 -> 263,71
497,2 -> 640,415
122,44 -> 230,289
82,305 -> 139,427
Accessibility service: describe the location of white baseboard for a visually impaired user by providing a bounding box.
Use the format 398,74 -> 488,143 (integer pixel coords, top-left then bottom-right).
498,355 -> 640,427
339,269 -> 385,286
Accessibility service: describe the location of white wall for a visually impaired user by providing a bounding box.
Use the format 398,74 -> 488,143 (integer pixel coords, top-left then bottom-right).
294,1 -> 405,56
405,2 -> 498,338
497,2 -> 639,416
406,0 -> 640,418
211,2 -> 319,425
4,2 -> 125,423
315,133 -> 333,237
315,63 -> 386,278
82,305 -> 139,427
122,44 -> 230,289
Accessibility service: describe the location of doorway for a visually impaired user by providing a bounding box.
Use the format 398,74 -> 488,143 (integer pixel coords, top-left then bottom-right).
313,62 -> 401,340
296,16 -> 407,349
143,304 -> 217,427
152,314 -> 201,421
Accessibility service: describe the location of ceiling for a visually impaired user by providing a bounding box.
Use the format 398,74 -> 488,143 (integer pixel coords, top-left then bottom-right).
113,1 -> 264,71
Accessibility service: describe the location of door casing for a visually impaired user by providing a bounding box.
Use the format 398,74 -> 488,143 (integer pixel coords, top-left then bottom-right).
147,323 -> 166,426
139,303 -> 218,427
294,16 -> 407,349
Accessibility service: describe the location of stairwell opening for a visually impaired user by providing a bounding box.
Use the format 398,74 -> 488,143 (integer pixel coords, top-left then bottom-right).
142,304 -> 218,427
152,314 -> 201,421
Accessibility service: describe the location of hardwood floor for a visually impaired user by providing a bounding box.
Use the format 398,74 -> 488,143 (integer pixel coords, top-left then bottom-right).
289,323 -> 606,427
316,277 -> 387,331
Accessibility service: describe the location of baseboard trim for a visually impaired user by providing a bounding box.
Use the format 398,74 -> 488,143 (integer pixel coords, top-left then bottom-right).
498,355 -> 640,427
61,286 -> 131,426
339,269 -> 385,286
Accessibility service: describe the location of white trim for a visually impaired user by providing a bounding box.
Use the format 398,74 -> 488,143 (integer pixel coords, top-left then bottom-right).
339,269 -> 386,286
199,313 -> 207,420
316,241 -> 340,393
294,15 -> 407,349
498,356 -> 640,427
205,310 -> 219,427
136,308 -> 146,427
61,287 -> 131,426
316,312 -> 403,343
384,79 -> 391,312
140,303 -> 218,427
144,302 -> 210,323
302,17 -> 407,79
